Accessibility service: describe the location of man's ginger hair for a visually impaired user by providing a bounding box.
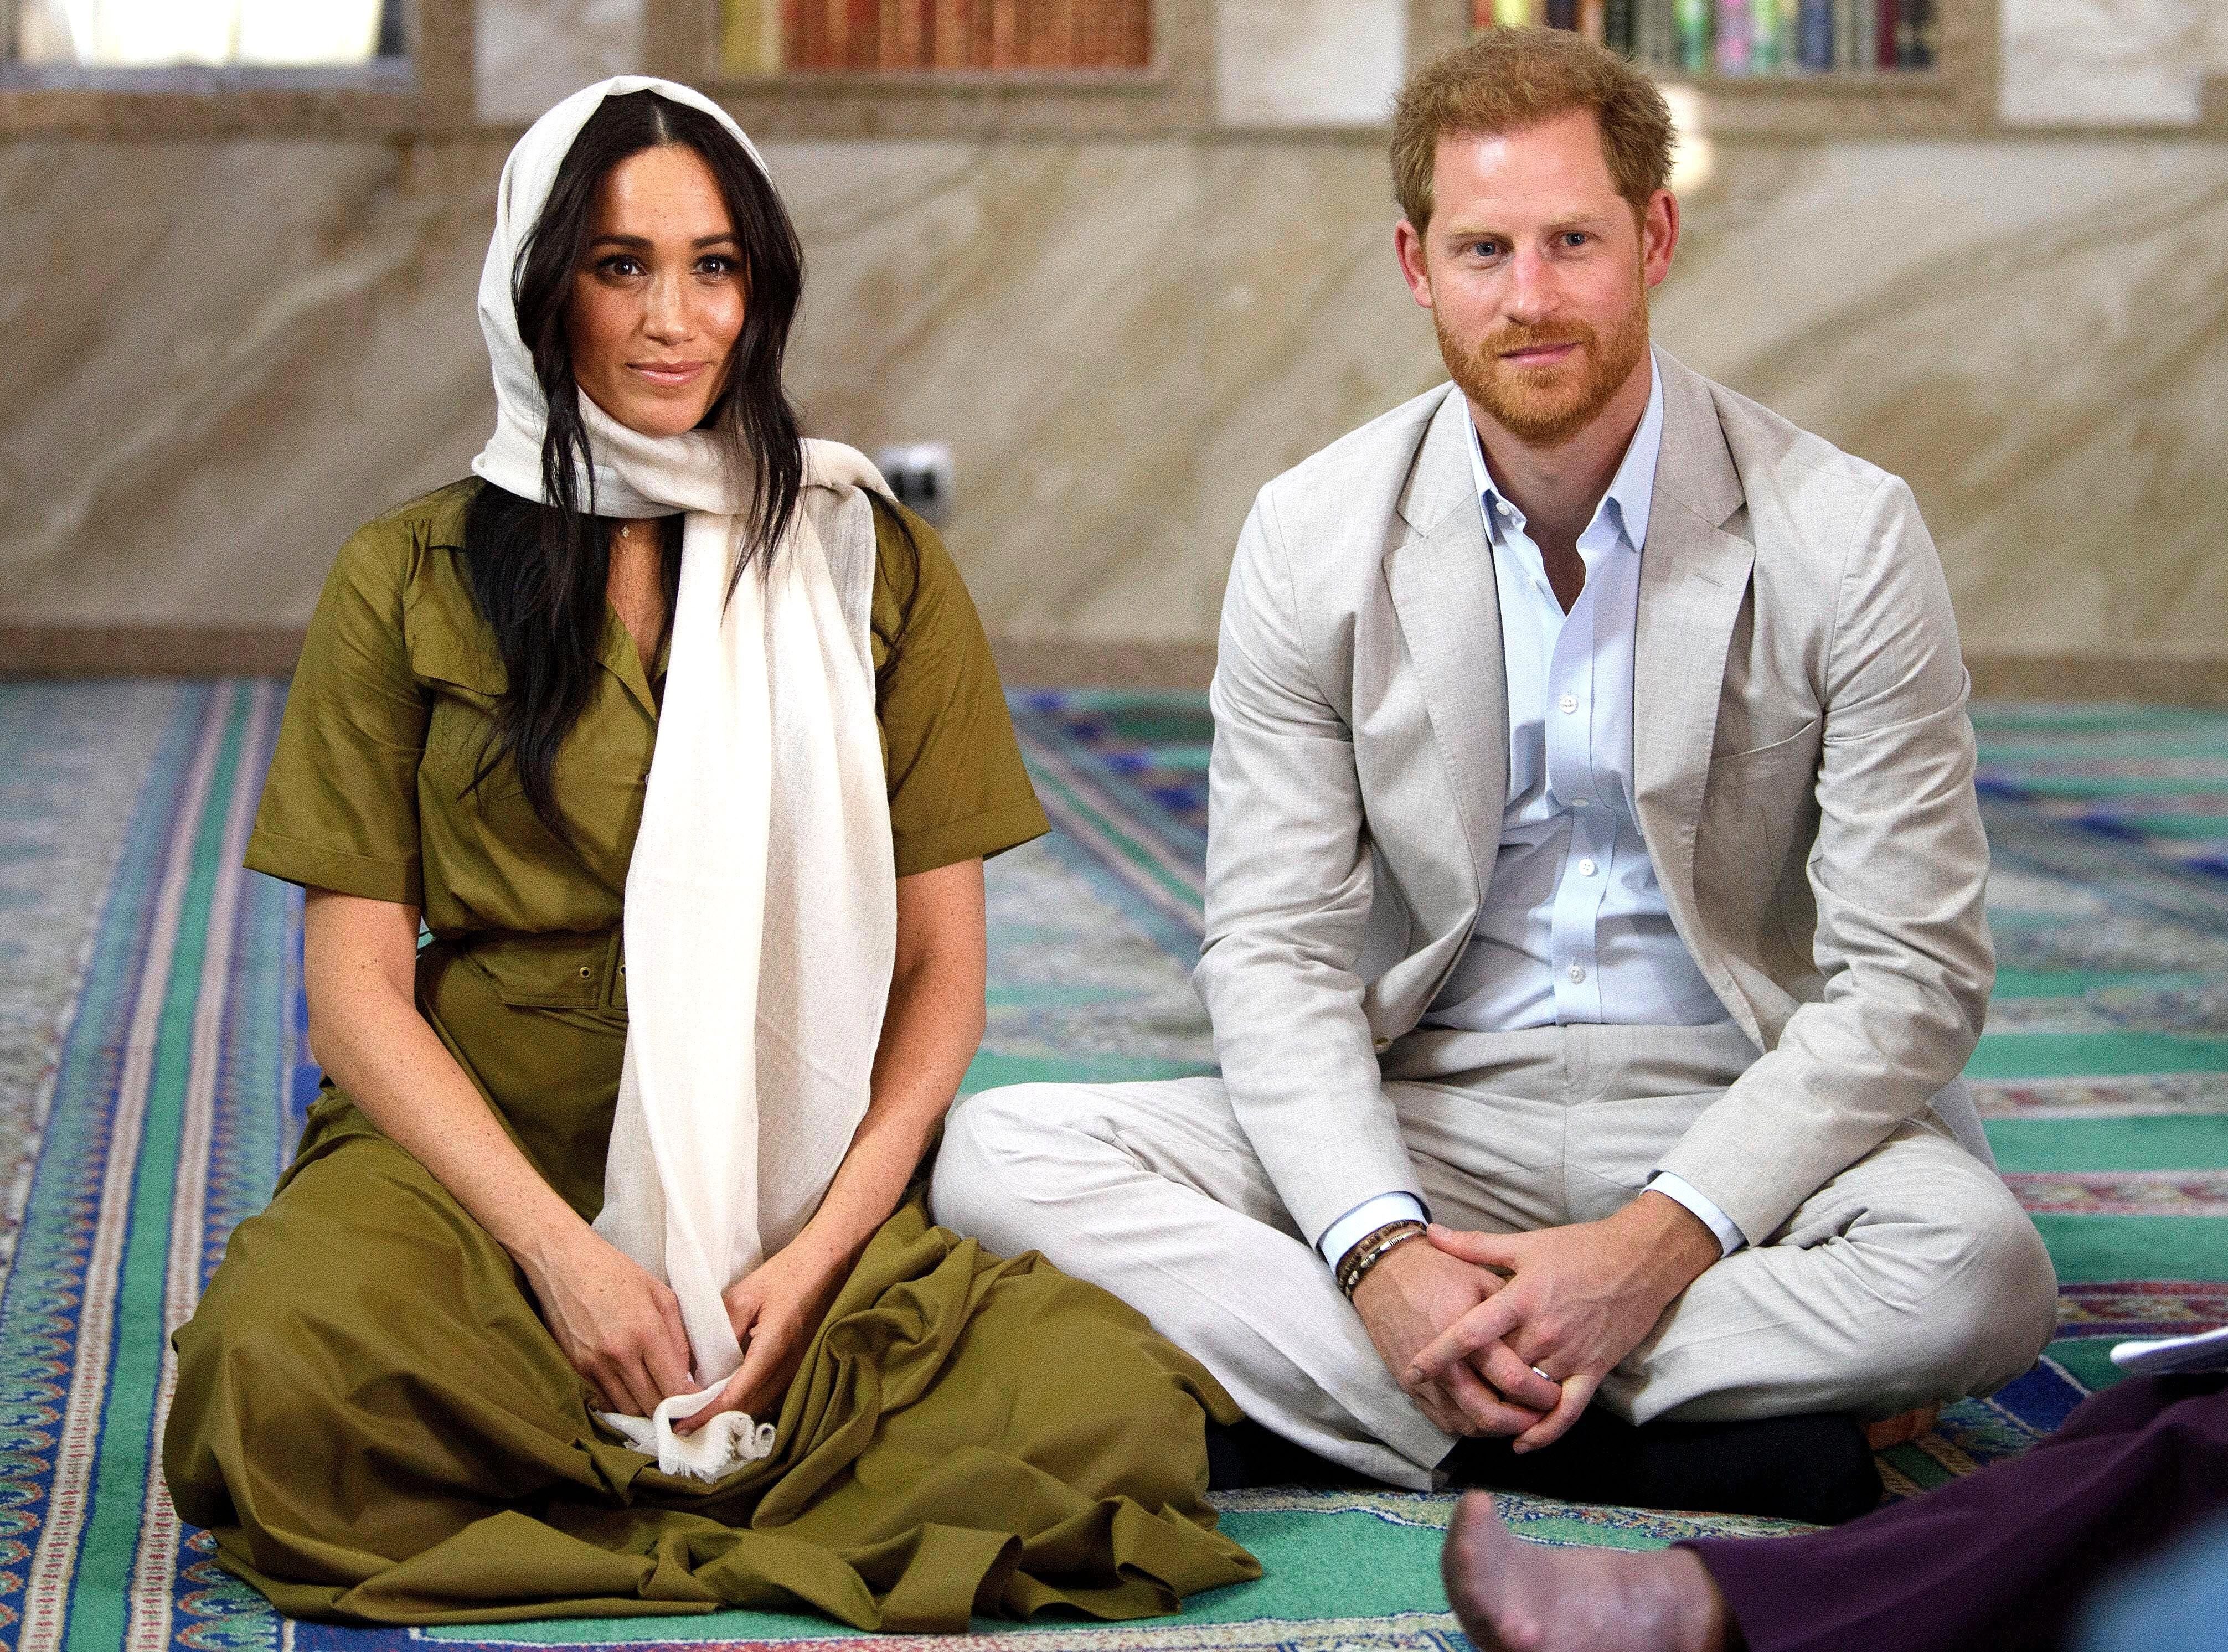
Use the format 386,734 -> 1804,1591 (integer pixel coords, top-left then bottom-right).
1391,27 -> 1675,232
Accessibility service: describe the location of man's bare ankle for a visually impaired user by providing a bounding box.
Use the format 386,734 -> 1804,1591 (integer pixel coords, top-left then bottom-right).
1664,1547 -> 1734,1652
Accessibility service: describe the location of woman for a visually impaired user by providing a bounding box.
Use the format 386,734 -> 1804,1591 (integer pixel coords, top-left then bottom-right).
163,76 -> 1257,1627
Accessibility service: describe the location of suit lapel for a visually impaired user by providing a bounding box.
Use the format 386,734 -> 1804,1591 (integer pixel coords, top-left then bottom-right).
1383,389 -> 1507,899
1632,353 -> 1754,966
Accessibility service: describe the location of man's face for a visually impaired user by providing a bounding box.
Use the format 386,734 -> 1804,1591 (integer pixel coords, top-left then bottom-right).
1395,110 -> 1677,447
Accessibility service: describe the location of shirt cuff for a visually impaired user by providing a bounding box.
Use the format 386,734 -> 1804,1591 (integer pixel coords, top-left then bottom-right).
1646,1172 -> 1746,1257
1316,1192 -> 1430,1268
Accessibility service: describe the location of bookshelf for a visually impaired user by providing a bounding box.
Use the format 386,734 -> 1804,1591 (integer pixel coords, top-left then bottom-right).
647,0 -> 1212,137
1422,0 -> 1994,136
730,2 -> 1154,75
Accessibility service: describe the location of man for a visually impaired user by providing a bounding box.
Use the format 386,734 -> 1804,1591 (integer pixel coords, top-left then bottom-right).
931,27 -> 2056,1516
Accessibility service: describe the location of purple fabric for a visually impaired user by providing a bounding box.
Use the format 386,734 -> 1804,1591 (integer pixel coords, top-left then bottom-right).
1684,1376 -> 2228,1652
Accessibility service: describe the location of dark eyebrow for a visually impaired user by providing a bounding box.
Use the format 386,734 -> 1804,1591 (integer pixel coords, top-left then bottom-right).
587,233 -> 741,250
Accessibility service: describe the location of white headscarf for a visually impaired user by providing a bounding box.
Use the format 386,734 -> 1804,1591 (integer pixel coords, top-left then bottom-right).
470,78 -> 898,1481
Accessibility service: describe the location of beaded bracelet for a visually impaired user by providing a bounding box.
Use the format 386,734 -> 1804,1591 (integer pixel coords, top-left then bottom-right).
1335,1219 -> 1428,1300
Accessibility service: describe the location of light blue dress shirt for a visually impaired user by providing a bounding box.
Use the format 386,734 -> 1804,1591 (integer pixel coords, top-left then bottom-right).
1318,359 -> 1748,1269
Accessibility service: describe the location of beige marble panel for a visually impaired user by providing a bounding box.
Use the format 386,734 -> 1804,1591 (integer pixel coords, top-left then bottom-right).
0,137 -> 503,626
1214,0 -> 1409,128
1998,0 -> 2228,127
476,0 -> 647,125
770,138 -> 1438,642
1659,138 -> 2228,661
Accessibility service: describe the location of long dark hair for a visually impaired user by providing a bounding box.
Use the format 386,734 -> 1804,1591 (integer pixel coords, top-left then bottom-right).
461,90 -> 807,845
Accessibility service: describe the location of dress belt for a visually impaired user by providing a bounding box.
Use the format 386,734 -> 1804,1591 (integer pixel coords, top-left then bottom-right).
424,927 -> 629,1013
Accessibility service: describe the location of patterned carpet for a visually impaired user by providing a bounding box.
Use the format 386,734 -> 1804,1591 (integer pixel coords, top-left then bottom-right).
1,681 -> 2224,1652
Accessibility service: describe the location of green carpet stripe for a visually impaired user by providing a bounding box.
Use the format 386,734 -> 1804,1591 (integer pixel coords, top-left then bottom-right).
2047,1339 -> 2129,1395
418,1509 -> 1454,1644
66,689 -> 250,1652
2028,1215 -> 2228,1283
1966,1032 -> 2228,1080
1988,1116 -> 2228,1172
2099,815 -> 2228,839
1977,739 -> 2228,762
1971,707 -> 2226,734
1024,761 -> 1201,912
1995,776 -> 2228,800
961,1051 -> 1218,1093
1989,969 -> 2214,998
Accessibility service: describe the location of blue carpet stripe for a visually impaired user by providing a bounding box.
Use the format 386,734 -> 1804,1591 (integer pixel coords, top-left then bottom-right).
2,683 -> 214,1649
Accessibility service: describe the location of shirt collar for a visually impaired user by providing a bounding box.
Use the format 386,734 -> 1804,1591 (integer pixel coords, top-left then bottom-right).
1467,349 -> 1664,555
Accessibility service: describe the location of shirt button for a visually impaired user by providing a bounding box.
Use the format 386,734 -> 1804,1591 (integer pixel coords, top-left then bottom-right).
1571,798 -> 1591,810
1567,963 -> 1587,983
1578,858 -> 1598,876
1559,694 -> 1579,714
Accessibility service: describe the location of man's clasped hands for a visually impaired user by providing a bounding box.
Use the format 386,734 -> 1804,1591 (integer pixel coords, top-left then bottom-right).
1353,1190 -> 1723,1450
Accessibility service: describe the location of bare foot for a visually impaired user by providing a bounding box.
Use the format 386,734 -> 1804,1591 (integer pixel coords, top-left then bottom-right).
1442,1491 -> 1731,1652
1863,1405 -> 1941,1451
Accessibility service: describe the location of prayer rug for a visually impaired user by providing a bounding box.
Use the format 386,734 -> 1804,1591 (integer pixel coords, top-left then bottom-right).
2,682 -> 2224,1652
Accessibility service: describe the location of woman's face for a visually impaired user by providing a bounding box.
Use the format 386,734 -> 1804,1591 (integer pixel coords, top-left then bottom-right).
565,143 -> 746,440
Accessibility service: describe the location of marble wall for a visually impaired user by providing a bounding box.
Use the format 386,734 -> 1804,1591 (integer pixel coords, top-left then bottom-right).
476,0 -> 644,123
2,2 -> 2224,674
1215,0 -> 1409,127
1999,0 -> 2228,127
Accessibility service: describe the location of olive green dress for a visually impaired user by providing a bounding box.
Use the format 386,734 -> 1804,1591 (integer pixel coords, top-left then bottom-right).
163,481 -> 1257,1627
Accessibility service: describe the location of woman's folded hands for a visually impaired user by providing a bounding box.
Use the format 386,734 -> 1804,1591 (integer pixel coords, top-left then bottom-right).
525,1219 -> 698,1419
675,1232 -> 850,1435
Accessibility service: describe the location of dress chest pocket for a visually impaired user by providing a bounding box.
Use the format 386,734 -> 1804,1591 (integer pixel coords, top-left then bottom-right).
409,617 -> 520,801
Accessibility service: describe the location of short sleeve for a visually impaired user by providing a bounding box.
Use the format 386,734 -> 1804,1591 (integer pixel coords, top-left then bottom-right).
247,519 -> 430,906
871,504 -> 1049,879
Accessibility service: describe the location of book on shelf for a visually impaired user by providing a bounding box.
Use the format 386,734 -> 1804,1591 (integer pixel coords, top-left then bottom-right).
1714,0 -> 1748,73
1830,0 -> 1858,68
1605,0 -> 1636,54
1797,0 -> 1832,69
1750,0 -> 1785,73
1895,0 -> 1935,68
930,0 -> 965,69
722,0 -> 782,73
1546,0 -> 1577,28
1673,0 -> 1710,70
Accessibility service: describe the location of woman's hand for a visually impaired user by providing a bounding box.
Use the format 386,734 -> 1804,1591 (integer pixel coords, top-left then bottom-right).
673,1236 -> 848,1435
521,1224 -> 697,1419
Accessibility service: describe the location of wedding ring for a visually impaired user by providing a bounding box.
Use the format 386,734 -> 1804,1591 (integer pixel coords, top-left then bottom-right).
1529,1365 -> 1557,1385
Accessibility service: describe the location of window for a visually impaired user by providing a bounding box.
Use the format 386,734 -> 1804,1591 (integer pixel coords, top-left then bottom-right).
1,0 -> 471,135
7,0 -> 406,76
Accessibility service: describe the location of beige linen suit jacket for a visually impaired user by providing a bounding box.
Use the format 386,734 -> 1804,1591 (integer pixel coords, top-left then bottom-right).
1195,349 -> 1994,1251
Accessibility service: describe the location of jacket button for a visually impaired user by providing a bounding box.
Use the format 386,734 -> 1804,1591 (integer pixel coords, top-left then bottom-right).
1373,1036 -> 1392,1051
618,963 -> 626,975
